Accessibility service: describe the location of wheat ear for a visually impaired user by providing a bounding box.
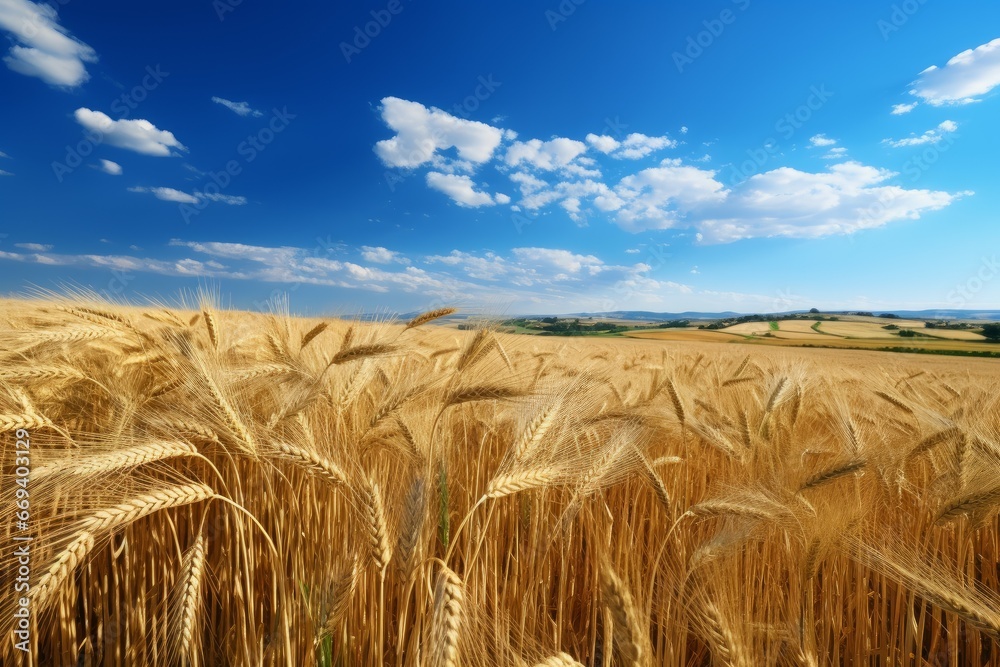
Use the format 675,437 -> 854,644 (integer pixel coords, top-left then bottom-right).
533,653 -> 585,667
360,477 -> 392,571
31,532 -> 95,609
600,564 -> 646,666
202,310 -> 218,350
33,441 -> 197,479
800,459 -> 866,491
81,483 -> 215,532
429,565 -> 464,667
272,442 -> 347,486
173,532 -> 206,667
405,307 -> 457,330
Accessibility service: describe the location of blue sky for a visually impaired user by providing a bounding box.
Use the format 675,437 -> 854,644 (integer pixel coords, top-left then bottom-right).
1,1 -> 999,315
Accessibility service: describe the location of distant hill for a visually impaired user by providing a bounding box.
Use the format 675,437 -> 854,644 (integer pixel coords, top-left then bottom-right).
568,310 -> 742,321
360,308 -> 1000,323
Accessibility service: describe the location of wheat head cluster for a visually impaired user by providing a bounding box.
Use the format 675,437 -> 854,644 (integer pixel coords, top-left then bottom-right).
1,296 -> 999,666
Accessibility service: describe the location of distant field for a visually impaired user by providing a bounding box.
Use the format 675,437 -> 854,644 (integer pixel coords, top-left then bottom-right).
627,316 -> 997,356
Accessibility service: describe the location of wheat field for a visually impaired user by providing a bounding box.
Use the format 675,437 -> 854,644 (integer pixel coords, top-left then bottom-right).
2,296 -> 1000,666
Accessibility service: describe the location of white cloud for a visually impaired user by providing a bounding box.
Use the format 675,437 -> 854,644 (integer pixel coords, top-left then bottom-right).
615,133 -> 676,159
585,132 -> 675,159
0,150 -> 8,158
425,172 -> 502,207
0,169 -> 12,176
891,102 -> 917,115
14,242 -> 51,251
75,109 -> 186,156
585,134 -> 620,154
612,163 -> 728,232
375,97 -> 503,168
809,134 -> 837,147
624,248 -> 640,254
128,186 -> 198,204
211,96 -> 263,118
504,137 -> 588,172
882,120 -> 958,148
199,192 -> 247,205
129,187 -> 246,206
361,246 -> 410,264
696,162 -> 964,243
0,0 -> 97,87
680,126 -> 689,134
374,97 -> 966,243
511,247 -> 603,276
97,159 -> 122,175
910,38 -> 1000,105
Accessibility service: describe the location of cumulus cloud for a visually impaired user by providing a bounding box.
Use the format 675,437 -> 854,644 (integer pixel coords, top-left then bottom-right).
882,120 -> 958,148
75,109 -> 186,156
0,0 -> 97,87
504,137 -> 589,172
585,132 -> 675,160
909,38 -> 1000,105
891,102 -> 917,115
375,97 -> 503,168
696,162 -> 964,243
129,187 -> 246,206
96,159 -> 122,175
375,97 -> 965,242
211,96 -> 263,117
809,134 -> 837,147
426,172 -> 504,207
15,242 -> 51,251
611,162 -> 728,232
